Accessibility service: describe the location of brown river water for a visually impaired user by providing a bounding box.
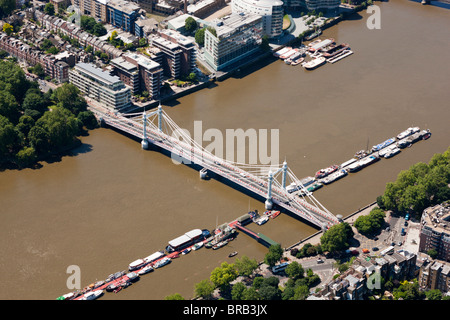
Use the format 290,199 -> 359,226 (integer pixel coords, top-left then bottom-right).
0,0 -> 449,300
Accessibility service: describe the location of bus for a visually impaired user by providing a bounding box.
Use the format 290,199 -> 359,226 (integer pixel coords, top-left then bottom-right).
380,246 -> 395,256
272,262 -> 290,273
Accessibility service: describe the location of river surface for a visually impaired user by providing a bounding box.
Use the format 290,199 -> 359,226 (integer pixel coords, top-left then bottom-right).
1,0 -> 449,300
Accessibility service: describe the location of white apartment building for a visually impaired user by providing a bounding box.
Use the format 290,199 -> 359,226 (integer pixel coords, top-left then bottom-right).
69,62 -> 131,111
204,12 -> 263,71
283,0 -> 340,12
231,0 -> 284,38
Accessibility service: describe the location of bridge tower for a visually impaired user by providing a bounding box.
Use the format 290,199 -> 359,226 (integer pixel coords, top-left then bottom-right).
141,111 -> 149,150
158,102 -> 162,132
265,170 -> 274,210
281,160 -> 288,189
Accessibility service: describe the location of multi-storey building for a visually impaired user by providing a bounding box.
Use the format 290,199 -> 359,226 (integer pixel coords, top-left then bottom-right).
106,0 -> 140,34
110,52 -> 163,100
69,62 -> 131,111
283,0 -> 340,12
71,0 -> 139,33
418,259 -> 450,293
203,12 -> 262,71
231,0 -> 283,38
149,29 -> 196,79
419,202 -> 450,262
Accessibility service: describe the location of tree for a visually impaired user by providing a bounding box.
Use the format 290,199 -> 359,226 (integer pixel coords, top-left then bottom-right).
16,146 -> 37,168
234,255 -> 258,278
32,63 -> 45,78
194,28 -> 206,46
0,115 -> 20,158
194,279 -> 215,299
27,125 -> 50,154
231,282 -> 247,300
77,111 -> 98,130
164,293 -> 185,300
92,23 -> 107,37
23,90 -> 47,113
0,90 -> 20,123
427,249 -> 438,259
320,222 -> 354,253
264,244 -> 283,267
35,106 -> 79,150
2,22 -> 13,36
210,262 -> 238,292
354,207 -> 386,235
184,17 -> 198,34
0,0 -> 15,18
285,261 -> 304,280
16,115 -> 35,137
292,285 -> 310,300
425,289 -> 442,301
0,60 -> 30,102
52,83 -> 87,116
186,72 -> 198,83
258,285 -> 281,300
44,3 -> 55,16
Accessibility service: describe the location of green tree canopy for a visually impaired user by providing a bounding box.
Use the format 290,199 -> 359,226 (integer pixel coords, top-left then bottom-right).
194,28 -> 205,46
354,207 -> 386,235
320,222 -> 354,253
0,0 -> 15,18
234,255 -> 258,278
210,262 -> 238,292
380,147 -> 450,216
35,106 -> 79,150
184,17 -> 198,33
264,244 -> 283,267
44,3 -> 55,16
285,261 -> 304,280
194,279 -> 215,300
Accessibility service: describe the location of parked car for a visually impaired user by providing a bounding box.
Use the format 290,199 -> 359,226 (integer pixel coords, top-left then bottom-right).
317,258 -> 324,264
362,248 -> 370,254
372,247 -> 379,251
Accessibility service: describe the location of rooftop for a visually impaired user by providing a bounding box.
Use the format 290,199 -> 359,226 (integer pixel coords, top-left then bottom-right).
421,202 -> 450,234
212,13 -> 261,38
75,62 -> 122,86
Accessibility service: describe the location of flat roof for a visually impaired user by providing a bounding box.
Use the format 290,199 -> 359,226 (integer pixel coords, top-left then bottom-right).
75,62 -> 122,85
213,13 -> 261,38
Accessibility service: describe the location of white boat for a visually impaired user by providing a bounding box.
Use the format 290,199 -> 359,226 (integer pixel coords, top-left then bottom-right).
396,127 -> 419,140
273,47 -> 291,58
255,215 -> 269,225
320,169 -> 348,185
144,251 -> 165,264
154,257 -> 171,269
128,258 -> 147,271
212,240 -> 228,250
182,247 -> 191,255
384,146 -> 401,158
80,290 -> 103,300
303,56 -> 326,70
193,242 -> 204,250
126,272 -> 139,281
137,265 -> 154,275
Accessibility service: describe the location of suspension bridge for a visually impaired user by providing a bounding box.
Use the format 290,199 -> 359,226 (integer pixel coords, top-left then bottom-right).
89,102 -> 340,230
